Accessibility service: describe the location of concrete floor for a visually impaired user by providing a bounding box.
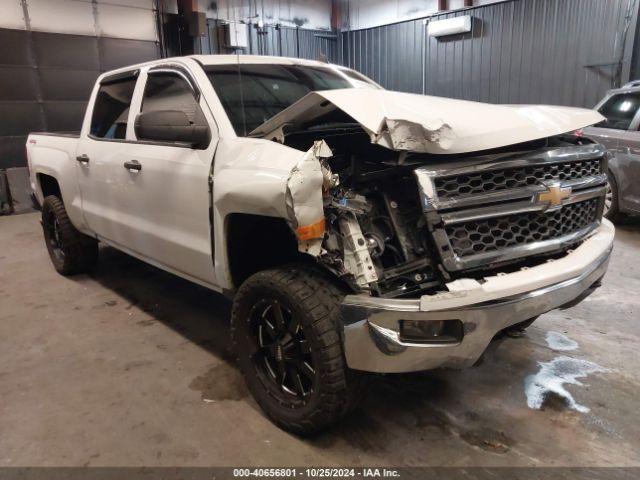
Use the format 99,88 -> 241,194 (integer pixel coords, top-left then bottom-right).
1,212 -> 639,467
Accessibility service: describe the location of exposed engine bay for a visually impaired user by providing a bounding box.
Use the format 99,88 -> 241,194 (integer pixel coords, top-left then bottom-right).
281,113 -> 604,300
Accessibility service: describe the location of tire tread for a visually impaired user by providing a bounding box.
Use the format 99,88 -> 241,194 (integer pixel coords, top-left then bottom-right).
42,195 -> 98,275
231,265 -> 363,435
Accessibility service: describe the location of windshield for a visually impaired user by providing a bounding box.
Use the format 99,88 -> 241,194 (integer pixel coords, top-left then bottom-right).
205,63 -> 379,136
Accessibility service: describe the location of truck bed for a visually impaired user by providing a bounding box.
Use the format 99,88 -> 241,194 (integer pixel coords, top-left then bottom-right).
29,131 -> 80,139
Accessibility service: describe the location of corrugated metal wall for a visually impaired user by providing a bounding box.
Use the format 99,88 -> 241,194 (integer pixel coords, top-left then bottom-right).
196,20 -> 338,62
0,0 -> 160,169
339,0 -> 639,108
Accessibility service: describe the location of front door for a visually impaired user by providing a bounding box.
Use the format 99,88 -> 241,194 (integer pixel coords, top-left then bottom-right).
110,68 -> 219,285
77,66 -> 219,286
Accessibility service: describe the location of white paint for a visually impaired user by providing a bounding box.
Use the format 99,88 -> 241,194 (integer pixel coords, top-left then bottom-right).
0,0 -> 26,30
427,15 -> 472,37
25,55 -> 615,297
250,87 -> 604,155
286,140 -> 331,255
546,331 -> 579,351
525,356 -> 607,413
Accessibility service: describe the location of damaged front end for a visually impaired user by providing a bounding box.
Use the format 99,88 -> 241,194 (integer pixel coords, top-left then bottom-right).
276,89 -> 607,300
285,138 -> 444,298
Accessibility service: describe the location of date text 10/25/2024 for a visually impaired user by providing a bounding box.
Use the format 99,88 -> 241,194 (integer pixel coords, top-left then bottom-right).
232,468 -> 401,478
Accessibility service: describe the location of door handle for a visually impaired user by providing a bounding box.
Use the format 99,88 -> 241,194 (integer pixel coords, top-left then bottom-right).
124,160 -> 142,172
76,154 -> 90,164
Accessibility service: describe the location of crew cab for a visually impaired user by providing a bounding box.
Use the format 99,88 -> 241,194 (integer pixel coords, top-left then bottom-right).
27,55 -> 614,434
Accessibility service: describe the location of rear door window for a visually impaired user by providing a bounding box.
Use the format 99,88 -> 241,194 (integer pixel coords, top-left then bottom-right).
597,92 -> 640,130
90,75 -> 137,139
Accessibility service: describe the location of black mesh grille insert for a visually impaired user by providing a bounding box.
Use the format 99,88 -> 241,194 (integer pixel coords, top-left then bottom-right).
445,199 -> 599,258
435,158 -> 602,199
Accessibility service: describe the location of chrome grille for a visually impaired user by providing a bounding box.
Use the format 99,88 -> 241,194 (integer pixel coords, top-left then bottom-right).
413,144 -> 608,272
434,158 -> 602,199
446,198 -> 599,258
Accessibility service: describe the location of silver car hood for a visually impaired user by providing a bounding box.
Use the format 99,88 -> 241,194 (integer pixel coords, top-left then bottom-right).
250,88 -> 605,154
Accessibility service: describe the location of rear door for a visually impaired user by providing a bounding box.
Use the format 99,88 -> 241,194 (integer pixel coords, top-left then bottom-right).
104,66 -> 219,285
76,70 -> 139,237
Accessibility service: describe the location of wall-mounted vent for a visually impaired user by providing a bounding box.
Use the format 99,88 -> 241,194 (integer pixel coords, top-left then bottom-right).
427,15 -> 472,37
226,22 -> 248,48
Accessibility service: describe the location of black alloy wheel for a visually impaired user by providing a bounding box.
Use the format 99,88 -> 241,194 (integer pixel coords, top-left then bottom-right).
249,298 -> 316,401
41,195 -> 98,275
231,266 -> 364,435
46,210 -> 65,264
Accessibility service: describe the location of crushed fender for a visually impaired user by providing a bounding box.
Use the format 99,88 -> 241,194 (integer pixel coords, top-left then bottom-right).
286,140 -> 334,256
374,118 -> 455,152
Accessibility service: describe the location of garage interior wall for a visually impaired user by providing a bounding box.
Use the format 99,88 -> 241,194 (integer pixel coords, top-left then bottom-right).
2,0 -> 640,174
0,0 -> 161,171
195,0 -> 332,30
337,0 -> 504,30
181,0 -> 336,61
338,0 -> 640,108
195,21 -> 338,62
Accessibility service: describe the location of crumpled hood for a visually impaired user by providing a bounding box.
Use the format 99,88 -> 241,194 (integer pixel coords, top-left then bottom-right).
250,88 -> 604,154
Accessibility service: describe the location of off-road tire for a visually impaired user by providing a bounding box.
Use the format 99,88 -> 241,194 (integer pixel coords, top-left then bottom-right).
604,170 -> 624,223
42,195 -> 98,275
231,265 -> 362,435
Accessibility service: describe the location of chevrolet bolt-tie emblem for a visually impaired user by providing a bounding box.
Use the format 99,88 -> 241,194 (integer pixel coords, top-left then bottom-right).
537,182 -> 572,208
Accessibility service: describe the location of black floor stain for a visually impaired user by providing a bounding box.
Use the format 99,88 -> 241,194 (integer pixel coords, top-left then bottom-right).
189,361 -> 248,402
539,391 -> 572,411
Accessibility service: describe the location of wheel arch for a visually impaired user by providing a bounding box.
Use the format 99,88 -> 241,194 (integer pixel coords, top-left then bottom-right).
36,173 -> 62,199
224,213 -> 304,289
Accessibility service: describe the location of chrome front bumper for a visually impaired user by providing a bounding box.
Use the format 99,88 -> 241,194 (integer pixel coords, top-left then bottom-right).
341,220 -> 615,373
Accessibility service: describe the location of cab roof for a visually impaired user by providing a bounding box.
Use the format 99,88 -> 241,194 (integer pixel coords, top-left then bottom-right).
98,54 -> 340,82
190,54 -> 333,67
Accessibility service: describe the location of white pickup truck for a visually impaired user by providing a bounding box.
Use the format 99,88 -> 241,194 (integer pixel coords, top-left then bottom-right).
27,55 -> 614,434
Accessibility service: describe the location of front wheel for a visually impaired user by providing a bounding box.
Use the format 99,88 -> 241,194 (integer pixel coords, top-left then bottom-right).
231,266 -> 360,435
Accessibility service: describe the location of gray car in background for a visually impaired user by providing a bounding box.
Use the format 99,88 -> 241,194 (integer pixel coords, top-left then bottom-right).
584,81 -> 640,221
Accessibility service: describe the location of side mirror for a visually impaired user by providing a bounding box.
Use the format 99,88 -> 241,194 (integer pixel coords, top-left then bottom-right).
134,110 -> 210,148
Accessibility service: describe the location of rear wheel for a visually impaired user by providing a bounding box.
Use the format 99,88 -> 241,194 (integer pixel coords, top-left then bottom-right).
231,266 -> 361,435
42,195 -> 98,275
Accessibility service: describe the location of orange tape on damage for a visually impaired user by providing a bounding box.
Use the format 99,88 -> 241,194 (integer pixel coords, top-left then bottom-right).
296,218 -> 326,241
